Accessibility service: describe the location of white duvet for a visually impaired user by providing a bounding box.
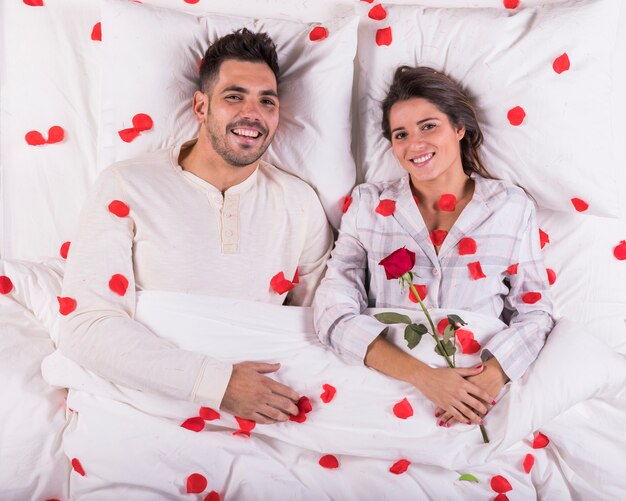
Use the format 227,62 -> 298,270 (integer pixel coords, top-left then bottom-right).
40,291 -> 626,500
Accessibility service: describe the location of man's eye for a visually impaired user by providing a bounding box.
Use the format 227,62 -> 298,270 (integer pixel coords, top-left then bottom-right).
262,99 -> 277,106
225,95 -> 242,101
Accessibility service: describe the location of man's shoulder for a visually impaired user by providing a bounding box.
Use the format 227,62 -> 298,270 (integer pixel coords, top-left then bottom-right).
102,148 -> 174,181
258,161 -> 319,199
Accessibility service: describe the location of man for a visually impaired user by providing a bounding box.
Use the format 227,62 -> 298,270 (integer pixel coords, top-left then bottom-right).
59,29 -> 333,424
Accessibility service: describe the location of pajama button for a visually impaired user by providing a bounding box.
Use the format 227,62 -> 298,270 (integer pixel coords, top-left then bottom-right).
432,268 -> 439,276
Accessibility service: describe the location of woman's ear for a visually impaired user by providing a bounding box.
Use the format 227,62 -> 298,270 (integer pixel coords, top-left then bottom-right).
456,125 -> 466,141
192,90 -> 208,125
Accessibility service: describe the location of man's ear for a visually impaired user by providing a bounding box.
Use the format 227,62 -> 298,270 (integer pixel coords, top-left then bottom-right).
192,90 -> 208,124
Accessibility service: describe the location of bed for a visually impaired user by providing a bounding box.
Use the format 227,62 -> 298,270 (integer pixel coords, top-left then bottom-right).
1,0 -> 625,499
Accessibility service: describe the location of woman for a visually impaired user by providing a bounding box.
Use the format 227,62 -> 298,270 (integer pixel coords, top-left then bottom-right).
314,66 -> 554,428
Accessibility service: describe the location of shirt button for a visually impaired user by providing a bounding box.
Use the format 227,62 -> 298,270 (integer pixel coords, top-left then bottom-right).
432,268 -> 439,276
225,230 -> 233,237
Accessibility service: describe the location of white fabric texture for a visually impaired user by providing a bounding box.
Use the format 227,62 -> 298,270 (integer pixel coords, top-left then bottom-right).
57,142 -> 333,410
41,291 -> 626,498
98,0 -> 358,228
356,0 -> 625,217
314,174 -> 554,381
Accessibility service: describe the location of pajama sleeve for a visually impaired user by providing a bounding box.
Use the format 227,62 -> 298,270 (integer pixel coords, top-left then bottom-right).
480,201 -> 554,381
313,186 -> 388,364
58,167 -> 232,409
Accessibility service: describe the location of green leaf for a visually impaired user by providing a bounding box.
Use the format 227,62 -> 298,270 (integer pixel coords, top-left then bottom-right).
374,312 -> 412,325
434,339 -> 456,357
414,323 -> 428,335
458,473 -> 479,483
404,324 -> 424,350
447,314 -> 467,326
443,324 -> 456,343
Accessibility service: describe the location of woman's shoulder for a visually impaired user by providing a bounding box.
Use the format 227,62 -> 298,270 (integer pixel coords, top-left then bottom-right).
474,175 -> 534,212
351,177 -> 405,200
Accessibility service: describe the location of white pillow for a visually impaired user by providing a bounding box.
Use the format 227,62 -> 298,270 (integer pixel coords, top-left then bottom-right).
356,0 -> 624,218
98,0 -> 358,227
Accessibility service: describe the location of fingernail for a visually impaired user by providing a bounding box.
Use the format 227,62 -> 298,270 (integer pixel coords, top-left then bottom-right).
446,422 -> 452,428
491,400 -> 497,406
435,411 -> 442,418
479,419 -> 484,425
466,420 -> 471,425
437,420 -> 443,426
484,409 -> 489,415
475,364 -> 483,370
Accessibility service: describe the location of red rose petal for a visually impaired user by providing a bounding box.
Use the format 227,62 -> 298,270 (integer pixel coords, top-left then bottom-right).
292,268 -> 300,284
91,21 -> 102,41
539,229 -> 550,249
392,397 -> 413,419
181,416 -> 205,432
467,261 -> 486,280
342,195 -> 352,213
25,130 -> 46,146
309,26 -> 328,42
408,284 -> 427,303
57,296 -> 77,316
375,199 -> 396,216
109,274 -> 129,296
546,268 -> 556,285
132,113 -> 153,132
0,276 -> 14,294
204,491 -> 221,501
290,396 -> 313,423
108,200 -> 130,217
389,459 -> 410,475
319,454 -> 339,469
523,453 -> 535,474
458,237 -> 477,255
71,458 -> 85,476
507,106 -> 526,126
23,0 -> 44,6
376,26 -> 392,46
503,0 -> 519,8
270,271 -> 295,295
457,329 -> 481,354
118,127 -> 140,143
507,263 -> 519,275
47,126 -> 65,144
413,194 -> 419,206
437,194 -> 457,212
570,197 -> 588,212
186,473 -> 208,494
368,4 -> 387,20
532,431 -> 550,449
522,291 -> 542,304
614,241 -> 626,260
490,475 -> 512,493
199,407 -> 220,421
495,495 -> 510,501
437,318 -> 449,336
360,0 -> 374,3
552,53 -> 570,74
320,384 -> 336,403
430,229 -> 447,247
60,241 -> 71,259
184,0 -> 200,3
235,416 -> 256,432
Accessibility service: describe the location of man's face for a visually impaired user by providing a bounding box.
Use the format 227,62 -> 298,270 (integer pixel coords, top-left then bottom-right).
203,59 -> 279,169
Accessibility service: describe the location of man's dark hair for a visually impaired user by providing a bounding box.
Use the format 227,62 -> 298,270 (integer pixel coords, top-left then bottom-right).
199,28 -> 280,94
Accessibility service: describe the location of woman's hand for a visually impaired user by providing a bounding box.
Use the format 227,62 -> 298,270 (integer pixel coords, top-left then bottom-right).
434,357 -> 508,427
412,364 -> 493,426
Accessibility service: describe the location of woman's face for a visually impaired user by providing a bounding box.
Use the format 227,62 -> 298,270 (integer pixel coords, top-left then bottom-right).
389,97 -> 465,185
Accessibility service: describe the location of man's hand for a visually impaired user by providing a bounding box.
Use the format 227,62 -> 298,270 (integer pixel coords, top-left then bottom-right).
435,357 -> 508,427
220,361 -> 300,424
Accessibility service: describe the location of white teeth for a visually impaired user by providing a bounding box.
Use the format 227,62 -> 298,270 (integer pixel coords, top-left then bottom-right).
412,153 -> 433,163
233,128 -> 260,138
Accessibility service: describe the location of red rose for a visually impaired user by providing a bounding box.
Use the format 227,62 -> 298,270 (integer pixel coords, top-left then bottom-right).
378,247 -> 415,279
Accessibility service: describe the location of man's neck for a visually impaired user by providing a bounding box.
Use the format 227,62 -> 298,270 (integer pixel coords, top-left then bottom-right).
178,138 -> 258,194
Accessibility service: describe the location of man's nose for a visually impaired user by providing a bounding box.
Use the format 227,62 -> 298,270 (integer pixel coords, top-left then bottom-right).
239,99 -> 262,120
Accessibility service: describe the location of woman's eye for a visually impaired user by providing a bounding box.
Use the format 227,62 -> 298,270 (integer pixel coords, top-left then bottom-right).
393,131 -> 407,140
422,123 -> 436,131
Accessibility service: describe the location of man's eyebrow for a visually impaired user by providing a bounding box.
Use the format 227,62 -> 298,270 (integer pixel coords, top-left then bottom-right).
390,117 -> 440,134
220,85 -> 278,98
